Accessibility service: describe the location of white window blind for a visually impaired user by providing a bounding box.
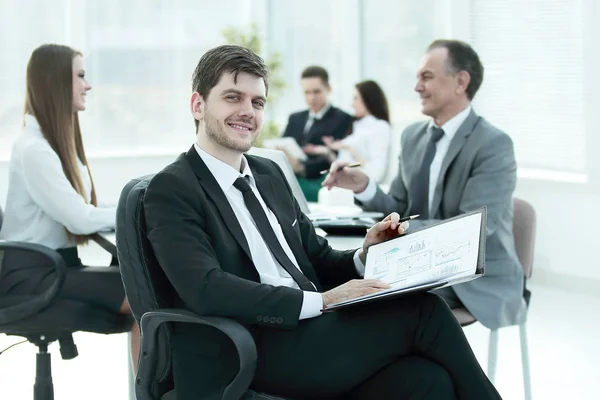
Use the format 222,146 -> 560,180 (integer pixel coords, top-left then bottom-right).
0,0 -> 255,159
470,0 -> 586,173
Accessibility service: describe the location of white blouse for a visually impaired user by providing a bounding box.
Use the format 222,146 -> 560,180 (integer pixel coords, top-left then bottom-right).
337,115 -> 391,182
0,114 -> 115,249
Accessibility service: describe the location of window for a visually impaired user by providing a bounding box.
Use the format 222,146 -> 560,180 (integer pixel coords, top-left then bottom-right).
470,0 -> 587,174
361,0 -> 438,126
0,0 -> 255,158
266,0 -> 361,124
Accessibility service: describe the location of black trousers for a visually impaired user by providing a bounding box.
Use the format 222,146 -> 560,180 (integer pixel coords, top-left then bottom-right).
172,293 -> 500,400
0,247 -> 125,314
434,286 -> 464,309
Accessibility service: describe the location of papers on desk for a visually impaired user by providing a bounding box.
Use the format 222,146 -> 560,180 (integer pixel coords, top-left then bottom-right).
263,137 -> 307,161
323,208 -> 487,311
307,205 -> 384,232
307,204 -> 384,219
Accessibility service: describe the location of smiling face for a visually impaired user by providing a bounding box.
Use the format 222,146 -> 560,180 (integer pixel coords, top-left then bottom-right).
414,47 -> 470,125
72,55 -> 91,112
192,71 -> 266,157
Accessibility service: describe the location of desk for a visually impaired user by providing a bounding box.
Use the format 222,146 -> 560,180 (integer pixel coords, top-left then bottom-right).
92,231 -> 118,258
94,230 -> 364,257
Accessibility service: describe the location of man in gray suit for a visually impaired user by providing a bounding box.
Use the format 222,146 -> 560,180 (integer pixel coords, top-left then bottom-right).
323,39 -> 526,330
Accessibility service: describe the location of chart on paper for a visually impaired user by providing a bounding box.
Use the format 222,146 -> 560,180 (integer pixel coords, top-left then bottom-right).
365,213 -> 483,289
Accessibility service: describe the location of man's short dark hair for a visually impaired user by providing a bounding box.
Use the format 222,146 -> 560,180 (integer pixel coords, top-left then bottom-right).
427,39 -> 484,100
192,45 -> 269,129
301,65 -> 329,86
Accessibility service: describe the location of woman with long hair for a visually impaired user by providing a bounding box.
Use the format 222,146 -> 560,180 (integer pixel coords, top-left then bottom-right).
305,80 -> 392,182
0,44 -> 139,370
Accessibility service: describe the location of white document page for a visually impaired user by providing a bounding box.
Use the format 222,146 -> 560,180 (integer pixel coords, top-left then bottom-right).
365,212 -> 483,289
262,137 -> 307,161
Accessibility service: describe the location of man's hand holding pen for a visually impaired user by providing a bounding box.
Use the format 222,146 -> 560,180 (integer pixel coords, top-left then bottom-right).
359,212 -> 418,268
321,160 -> 371,193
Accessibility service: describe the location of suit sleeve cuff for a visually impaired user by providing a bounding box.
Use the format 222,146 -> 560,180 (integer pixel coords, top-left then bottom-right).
299,291 -> 324,320
354,178 -> 377,203
353,249 -> 366,277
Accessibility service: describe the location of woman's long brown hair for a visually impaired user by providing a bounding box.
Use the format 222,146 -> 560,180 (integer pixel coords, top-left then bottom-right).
24,44 -> 97,244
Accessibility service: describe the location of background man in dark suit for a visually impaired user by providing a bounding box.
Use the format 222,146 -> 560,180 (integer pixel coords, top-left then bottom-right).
282,66 -> 352,183
323,39 -> 526,330
144,44 -> 501,399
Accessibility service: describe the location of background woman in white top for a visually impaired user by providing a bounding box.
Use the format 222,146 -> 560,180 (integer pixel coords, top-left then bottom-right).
305,80 -> 392,182
0,44 -> 139,370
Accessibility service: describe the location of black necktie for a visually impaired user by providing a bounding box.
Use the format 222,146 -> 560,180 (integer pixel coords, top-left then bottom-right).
304,115 -> 319,135
233,176 -> 316,292
410,126 -> 445,219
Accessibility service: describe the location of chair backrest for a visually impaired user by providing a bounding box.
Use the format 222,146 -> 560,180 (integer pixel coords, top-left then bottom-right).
116,174 -> 174,396
512,197 -> 537,279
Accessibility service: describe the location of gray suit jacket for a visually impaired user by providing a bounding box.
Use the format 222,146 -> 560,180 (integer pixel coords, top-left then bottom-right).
358,110 -> 527,329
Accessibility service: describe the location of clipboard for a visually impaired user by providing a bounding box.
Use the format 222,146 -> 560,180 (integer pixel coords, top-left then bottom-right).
322,207 -> 487,312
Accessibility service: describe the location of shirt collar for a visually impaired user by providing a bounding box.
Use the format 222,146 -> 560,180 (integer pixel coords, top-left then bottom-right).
429,105 -> 472,141
193,143 -> 254,193
357,115 -> 376,124
309,103 -> 331,120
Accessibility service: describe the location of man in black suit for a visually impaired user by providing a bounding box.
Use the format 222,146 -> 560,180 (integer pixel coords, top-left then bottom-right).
144,45 -> 501,399
282,66 -> 353,179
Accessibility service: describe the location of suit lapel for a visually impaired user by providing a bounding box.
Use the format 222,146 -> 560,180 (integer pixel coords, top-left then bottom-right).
407,124 -> 431,187
184,146 -> 253,261
430,111 -> 481,216
296,111 -> 310,145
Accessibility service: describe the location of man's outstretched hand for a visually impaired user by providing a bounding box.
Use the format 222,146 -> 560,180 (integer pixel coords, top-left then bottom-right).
321,160 -> 370,193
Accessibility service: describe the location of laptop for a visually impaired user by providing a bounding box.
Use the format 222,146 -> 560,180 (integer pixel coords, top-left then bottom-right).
247,147 -> 383,234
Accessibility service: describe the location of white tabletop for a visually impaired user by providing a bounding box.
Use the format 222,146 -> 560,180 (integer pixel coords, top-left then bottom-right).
96,230 -> 363,253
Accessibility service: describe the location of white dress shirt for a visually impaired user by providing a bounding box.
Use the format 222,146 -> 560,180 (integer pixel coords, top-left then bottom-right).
0,114 -> 115,249
193,144 -> 326,320
355,106 -> 472,214
303,104 -> 331,134
337,115 -> 391,182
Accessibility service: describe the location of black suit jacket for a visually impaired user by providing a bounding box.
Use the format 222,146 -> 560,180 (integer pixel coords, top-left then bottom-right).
143,146 -> 359,332
283,106 -> 353,178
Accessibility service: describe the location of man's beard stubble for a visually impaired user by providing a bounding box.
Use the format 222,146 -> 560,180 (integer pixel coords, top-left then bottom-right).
204,109 -> 258,153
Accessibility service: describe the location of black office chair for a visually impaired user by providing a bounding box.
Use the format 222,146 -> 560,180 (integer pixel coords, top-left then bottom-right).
0,205 -> 132,400
116,175 -> 290,400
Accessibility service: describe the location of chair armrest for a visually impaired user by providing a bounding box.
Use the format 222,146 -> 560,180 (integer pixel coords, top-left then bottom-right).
137,309 -> 257,400
0,241 -> 67,325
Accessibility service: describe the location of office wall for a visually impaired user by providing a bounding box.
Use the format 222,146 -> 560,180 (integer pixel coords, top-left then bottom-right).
514,180 -> 599,288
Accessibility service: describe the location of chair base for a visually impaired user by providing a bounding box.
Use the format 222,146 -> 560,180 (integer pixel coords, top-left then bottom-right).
10,333 -> 79,400
486,324 -> 532,400
33,344 -> 54,400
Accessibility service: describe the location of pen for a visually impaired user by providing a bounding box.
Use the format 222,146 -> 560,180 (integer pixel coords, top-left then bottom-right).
320,162 -> 362,175
399,214 -> 420,222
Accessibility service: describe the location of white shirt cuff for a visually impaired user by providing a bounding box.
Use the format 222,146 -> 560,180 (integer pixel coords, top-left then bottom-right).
299,291 -> 324,320
353,249 -> 366,277
354,178 -> 377,203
